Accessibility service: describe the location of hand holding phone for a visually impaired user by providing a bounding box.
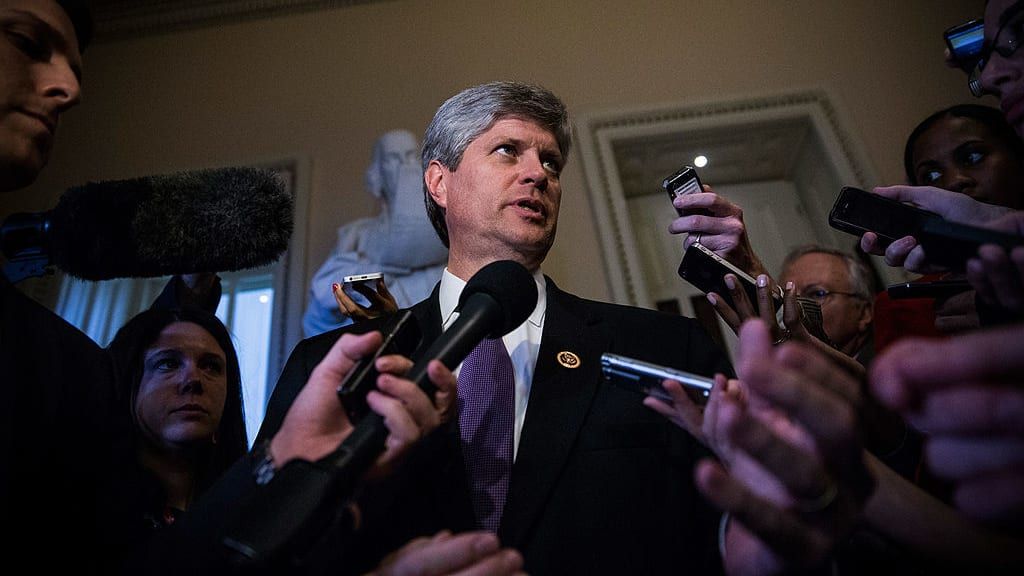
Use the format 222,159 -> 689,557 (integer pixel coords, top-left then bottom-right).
916,218 -> 1024,271
678,242 -> 782,313
828,186 -> 942,248
335,272 -> 399,322
944,19 -> 984,71
886,279 -> 973,300
336,310 -> 421,423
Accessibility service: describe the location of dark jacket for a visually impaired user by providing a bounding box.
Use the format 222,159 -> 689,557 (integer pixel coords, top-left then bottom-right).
259,278 -> 733,575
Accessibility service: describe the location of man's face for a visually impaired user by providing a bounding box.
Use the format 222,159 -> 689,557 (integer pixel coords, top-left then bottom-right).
426,117 -> 564,276
0,0 -> 82,192
981,0 -> 1024,137
780,252 -> 872,356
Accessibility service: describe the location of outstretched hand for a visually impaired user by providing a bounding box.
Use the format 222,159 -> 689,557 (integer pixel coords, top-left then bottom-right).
707,274 -> 799,344
668,185 -> 768,277
965,212 -> 1024,314
644,373 -> 745,462
858,186 -> 1013,273
701,321 -> 873,575
368,531 -> 525,576
708,275 -> 865,379
871,324 -> 1024,529
270,331 -> 455,481
334,277 -> 400,323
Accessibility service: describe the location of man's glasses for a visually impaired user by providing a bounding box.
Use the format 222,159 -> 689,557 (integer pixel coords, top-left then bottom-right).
796,286 -> 866,304
969,2 -> 1024,97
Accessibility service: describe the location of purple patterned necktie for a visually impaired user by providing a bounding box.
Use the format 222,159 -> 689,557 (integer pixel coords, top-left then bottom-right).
457,336 -> 514,533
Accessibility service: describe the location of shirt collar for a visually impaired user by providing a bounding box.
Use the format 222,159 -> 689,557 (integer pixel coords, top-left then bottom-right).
439,266 -> 547,330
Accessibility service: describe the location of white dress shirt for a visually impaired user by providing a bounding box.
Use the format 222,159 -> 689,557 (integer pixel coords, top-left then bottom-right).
438,267 -> 547,461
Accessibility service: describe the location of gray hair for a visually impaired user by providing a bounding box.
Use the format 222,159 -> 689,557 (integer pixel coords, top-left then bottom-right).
421,81 -> 572,247
781,245 -> 874,300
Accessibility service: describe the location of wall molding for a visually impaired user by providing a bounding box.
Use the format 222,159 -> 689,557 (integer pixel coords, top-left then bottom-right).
93,0 -> 393,41
575,89 -> 878,307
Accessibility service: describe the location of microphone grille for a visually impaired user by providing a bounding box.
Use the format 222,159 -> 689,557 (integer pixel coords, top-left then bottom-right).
458,260 -> 537,337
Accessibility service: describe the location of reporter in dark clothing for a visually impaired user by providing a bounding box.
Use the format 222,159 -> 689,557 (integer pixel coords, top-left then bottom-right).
0,0 -> 107,569
97,308 -> 247,572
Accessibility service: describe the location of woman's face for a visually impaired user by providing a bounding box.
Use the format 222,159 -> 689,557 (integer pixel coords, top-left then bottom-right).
911,115 -> 1024,209
135,322 -> 228,450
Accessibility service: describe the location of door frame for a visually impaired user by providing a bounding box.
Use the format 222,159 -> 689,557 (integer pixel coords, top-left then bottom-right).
575,89 -> 883,308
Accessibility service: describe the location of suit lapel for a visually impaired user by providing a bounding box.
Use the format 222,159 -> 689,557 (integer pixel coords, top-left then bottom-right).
409,284 -> 442,357
501,281 -> 610,546
408,287 -> 478,530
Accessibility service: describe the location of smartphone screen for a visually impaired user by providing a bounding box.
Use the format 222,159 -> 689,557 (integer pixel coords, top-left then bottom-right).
945,19 -> 984,68
828,187 -> 941,247
662,165 -> 704,216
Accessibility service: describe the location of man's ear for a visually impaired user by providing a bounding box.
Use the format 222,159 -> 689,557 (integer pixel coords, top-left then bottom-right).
425,160 -> 448,209
858,300 -> 874,332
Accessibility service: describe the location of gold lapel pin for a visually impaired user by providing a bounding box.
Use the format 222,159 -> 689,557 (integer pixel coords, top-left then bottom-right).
556,351 -> 581,369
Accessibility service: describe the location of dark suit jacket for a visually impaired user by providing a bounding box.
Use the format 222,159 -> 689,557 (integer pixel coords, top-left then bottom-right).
0,274 -> 115,571
259,278 -> 733,575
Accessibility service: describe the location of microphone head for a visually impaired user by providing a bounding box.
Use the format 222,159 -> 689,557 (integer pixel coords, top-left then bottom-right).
458,260 -> 537,338
50,166 -> 293,280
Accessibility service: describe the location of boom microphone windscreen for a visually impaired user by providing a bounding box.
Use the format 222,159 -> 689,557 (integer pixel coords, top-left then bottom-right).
1,166 -> 293,280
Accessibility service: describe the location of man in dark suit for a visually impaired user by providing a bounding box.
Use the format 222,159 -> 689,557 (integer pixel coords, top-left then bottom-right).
260,81 -> 732,575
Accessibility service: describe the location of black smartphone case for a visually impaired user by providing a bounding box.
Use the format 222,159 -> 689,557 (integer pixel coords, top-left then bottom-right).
917,219 -> 1024,271
828,186 -> 940,247
336,310 -> 422,424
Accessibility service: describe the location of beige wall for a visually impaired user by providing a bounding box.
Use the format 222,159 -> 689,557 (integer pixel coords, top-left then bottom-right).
4,0 -> 984,305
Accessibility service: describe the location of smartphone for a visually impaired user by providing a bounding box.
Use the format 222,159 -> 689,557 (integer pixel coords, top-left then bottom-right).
945,19 -> 985,70
886,279 -> 973,300
343,272 -> 383,284
828,186 -> 942,248
601,353 -> 712,405
678,242 -> 782,313
336,309 -> 421,423
916,218 -> 1024,271
662,165 -> 705,216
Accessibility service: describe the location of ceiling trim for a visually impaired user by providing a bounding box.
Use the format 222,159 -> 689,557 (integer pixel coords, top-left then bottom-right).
93,0 -> 393,42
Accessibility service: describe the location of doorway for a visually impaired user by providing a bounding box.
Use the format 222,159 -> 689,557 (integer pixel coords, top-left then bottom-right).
576,90 -> 903,359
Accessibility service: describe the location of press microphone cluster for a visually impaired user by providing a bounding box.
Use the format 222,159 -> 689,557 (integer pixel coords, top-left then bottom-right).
0,166 -> 293,281
220,259 -> 538,567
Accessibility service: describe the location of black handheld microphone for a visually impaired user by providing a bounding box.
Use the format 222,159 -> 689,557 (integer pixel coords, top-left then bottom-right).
220,260 -> 537,567
0,166 -> 292,281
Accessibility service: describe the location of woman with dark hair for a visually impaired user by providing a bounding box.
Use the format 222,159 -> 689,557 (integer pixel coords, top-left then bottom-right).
100,307 -> 248,569
904,103 -> 1024,209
